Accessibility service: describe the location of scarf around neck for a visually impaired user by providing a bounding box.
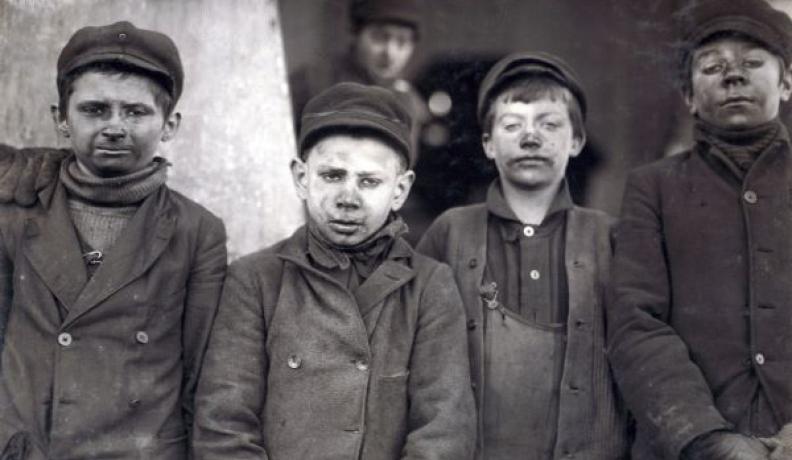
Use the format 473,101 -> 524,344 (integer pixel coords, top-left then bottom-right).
60,155 -> 169,206
695,118 -> 784,173
307,214 -> 409,283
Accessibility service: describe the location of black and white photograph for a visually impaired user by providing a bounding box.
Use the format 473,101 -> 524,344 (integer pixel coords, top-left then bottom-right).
1,0 -> 791,458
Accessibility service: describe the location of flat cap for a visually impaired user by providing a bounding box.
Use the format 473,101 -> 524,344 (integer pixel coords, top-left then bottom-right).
477,52 -> 587,126
300,82 -> 414,167
350,0 -> 422,33
675,0 -> 792,75
57,21 -> 184,103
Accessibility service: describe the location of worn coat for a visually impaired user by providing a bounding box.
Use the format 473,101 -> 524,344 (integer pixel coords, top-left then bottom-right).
192,226 -> 476,460
608,139 -> 792,459
0,174 -> 227,459
417,204 -> 630,460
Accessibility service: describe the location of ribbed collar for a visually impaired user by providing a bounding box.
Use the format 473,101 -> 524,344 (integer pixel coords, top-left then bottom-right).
694,118 -> 788,174
60,156 -> 169,206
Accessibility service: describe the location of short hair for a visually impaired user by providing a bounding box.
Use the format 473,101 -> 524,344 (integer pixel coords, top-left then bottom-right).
301,126 -> 409,172
681,30 -> 788,95
57,61 -> 175,119
481,75 -> 585,141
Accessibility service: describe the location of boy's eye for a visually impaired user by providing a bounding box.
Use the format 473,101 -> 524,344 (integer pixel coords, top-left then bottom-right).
699,62 -> 724,75
79,104 -> 105,116
126,107 -> 149,117
541,121 -> 560,131
502,122 -> 521,132
743,58 -> 764,69
360,177 -> 381,188
321,172 -> 344,182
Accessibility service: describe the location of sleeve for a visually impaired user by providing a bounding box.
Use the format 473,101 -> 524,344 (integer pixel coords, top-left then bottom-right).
415,214 -> 450,264
0,226 -> 11,361
191,257 -> 270,460
0,145 -> 68,206
401,263 -> 476,460
606,168 -> 731,458
181,215 -> 228,433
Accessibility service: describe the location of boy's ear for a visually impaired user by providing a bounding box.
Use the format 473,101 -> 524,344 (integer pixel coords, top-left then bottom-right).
570,131 -> 586,158
391,169 -> 415,211
482,132 -> 495,160
683,88 -> 697,115
50,105 -> 70,138
779,64 -> 792,102
161,112 -> 181,142
290,157 -> 309,200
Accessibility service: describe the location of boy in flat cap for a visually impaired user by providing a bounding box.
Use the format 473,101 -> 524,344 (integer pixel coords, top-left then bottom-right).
0,21 -> 226,459
192,82 -> 475,459
608,0 -> 792,458
417,53 -> 630,460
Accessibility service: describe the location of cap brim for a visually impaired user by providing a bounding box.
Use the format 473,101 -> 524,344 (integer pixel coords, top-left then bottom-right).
59,51 -> 175,90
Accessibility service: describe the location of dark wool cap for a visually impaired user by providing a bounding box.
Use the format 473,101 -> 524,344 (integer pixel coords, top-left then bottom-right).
477,52 -> 587,126
57,21 -> 184,103
300,82 -> 414,167
675,0 -> 792,82
350,0 -> 422,34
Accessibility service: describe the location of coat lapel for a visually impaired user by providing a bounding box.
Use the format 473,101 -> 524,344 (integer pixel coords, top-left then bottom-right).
22,182 -> 87,311
63,187 -> 175,327
354,255 -> 414,337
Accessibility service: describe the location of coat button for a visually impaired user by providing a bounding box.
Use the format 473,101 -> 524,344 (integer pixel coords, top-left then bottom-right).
287,354 -> 302,369
118,33 -> 127,40
523,225 -> 535,237
530,269 -> 540,280
743,190 -> 758,204
57,332 -> 73,347
135,331 -> 149,344
468,258 -> 478,269
355,360 -> 369,371
755,353 -> 765,365
467,319 -> 477,331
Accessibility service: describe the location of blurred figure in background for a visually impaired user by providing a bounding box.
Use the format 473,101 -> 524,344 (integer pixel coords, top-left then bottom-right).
289,0 -> 429,150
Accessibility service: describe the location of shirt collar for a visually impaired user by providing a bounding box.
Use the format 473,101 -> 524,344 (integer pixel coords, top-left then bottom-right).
486,179 -> 573,242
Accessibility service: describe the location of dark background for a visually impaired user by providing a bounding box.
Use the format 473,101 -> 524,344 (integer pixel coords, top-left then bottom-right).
278,0 -> 694,219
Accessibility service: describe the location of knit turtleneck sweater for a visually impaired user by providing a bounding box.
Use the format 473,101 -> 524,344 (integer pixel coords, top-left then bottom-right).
60,156 -> 168,274
694,119 -> 784,176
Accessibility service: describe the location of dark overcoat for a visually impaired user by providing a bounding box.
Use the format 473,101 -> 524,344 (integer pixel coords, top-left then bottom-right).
417,204 -> 631,460
192,226 -> 476,460
0,175 -> 227,459
608,140 -> 792,459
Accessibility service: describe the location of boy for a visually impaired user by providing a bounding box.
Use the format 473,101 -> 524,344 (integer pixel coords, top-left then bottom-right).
0,21 -> 226,459
192,82 -> 475,459
608,0 -> 792,458
418,53 -> 629,459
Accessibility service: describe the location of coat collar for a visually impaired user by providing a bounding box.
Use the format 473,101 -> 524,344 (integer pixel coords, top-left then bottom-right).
24,177 -> 175,327
486,179 -> 573,242
277,225 -> 416,336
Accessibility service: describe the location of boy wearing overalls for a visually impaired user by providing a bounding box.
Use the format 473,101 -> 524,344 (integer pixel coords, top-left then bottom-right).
418,52 -> 630,460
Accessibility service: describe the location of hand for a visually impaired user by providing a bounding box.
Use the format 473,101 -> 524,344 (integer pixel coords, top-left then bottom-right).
759,424 -> 792,460
684,430 -> 771,460
0,145 -> 68,206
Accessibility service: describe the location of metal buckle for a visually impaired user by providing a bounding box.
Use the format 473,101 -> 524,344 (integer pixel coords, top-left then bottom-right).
83,250 -> 103,265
